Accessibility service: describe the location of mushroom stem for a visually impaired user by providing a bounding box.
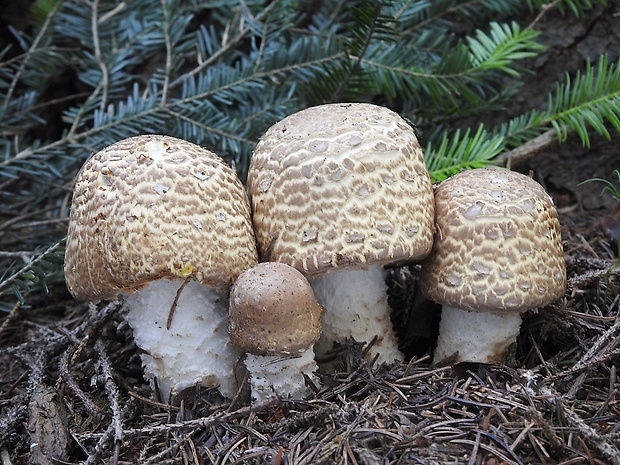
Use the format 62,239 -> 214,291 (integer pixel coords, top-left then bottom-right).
244,348 -> 319,401
309,264 -> 403,365
433,305 -> 523,364
124,279 -> 241,399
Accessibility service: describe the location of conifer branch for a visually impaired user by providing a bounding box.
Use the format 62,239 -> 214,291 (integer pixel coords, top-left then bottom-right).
2,0 -> 63,113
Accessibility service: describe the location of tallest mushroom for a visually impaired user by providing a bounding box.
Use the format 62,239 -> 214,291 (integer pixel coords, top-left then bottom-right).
246,103 -> 435,364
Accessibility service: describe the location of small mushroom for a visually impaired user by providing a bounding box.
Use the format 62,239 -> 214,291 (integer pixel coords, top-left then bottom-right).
229,262 -> 324,401
246,103 -> 435,365
64,135 -> 258,400
419,168 -> 567,364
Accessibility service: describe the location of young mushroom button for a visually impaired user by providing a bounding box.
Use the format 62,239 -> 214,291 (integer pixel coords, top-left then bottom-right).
419,168 -> 567,365
246,103 -> 435,365
64,134 -> 258,401
229,262 -> 324,401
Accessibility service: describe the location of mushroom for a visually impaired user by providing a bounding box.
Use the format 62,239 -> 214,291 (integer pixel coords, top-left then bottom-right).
418,167 -> 567,364
64,134 -> 258,400
228,262 -> 324,401
246,103 -> 435,365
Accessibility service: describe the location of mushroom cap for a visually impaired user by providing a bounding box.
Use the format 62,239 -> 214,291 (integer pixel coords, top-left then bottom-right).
229,262 -> 324,356
64,134 -> 258,300
246,103 -> 435,276
419,168 -> 567,313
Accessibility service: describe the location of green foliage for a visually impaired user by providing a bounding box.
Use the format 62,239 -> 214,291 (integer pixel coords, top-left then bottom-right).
425,126 -> 506,181
584,170 -> 620,202
0,0 -> 617,310
0,240 -> 65,308
29,0 -> 64,26
548,55 -> 620,146
467,22 -> 544,78
427,54 -> 620,181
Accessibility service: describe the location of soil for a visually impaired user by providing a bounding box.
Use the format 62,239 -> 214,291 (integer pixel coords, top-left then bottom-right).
1,3 -> 619,465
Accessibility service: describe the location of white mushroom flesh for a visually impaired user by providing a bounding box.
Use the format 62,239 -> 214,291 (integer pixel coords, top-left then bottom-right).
124,279 -> 241,399
244,348 -> 319,402
433,305 -> 522,364
310,264 -> 402,365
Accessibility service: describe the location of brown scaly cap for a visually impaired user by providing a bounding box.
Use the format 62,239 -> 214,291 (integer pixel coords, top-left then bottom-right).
64,134 -> 258,301
419,167 -> 567,313
229,262 -> 324,356
246,103 -> 435,276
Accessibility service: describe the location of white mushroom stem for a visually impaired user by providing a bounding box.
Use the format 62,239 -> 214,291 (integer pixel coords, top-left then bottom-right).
433,305 -> 523,364
244,348 -> 319,401
309,264 -> 403,365
124,279 -> 241,400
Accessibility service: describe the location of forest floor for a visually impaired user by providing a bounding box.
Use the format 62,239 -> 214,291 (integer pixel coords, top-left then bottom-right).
1,4 -> 619,465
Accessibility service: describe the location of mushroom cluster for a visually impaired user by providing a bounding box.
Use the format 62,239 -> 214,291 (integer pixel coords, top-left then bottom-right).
246,103 -> 435,365
65,109 -> 569,404
65,135 -> 257,400
419,168 -> 567,364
